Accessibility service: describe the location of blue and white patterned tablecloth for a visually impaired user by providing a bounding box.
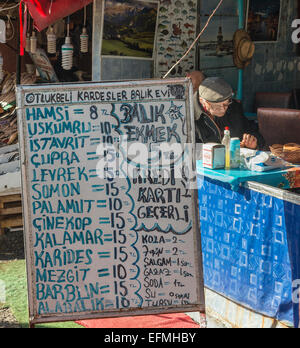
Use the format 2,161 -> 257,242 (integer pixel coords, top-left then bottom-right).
197,175 -> 300,327
197,161 -> 300,191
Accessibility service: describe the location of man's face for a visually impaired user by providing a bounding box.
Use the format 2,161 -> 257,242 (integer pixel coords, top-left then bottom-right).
200,98 -> 232,117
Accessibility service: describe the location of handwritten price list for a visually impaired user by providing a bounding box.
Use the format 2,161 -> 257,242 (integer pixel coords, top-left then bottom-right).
18,80 -> 204,322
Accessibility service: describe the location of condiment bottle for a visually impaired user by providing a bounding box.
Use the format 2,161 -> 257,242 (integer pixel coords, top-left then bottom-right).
222,127 -> 231,170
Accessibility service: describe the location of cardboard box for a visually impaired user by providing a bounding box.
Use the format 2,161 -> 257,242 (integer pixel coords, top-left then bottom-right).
203,143 -> 225,169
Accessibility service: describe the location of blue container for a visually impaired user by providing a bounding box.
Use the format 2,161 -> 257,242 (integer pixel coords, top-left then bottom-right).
230,137 -> 240,168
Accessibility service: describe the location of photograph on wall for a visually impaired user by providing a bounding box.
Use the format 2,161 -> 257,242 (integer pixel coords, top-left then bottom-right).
246,0 -> 281,42
199,16 -> 239,69
198,0 -> 239,70
101,0 -> 159,59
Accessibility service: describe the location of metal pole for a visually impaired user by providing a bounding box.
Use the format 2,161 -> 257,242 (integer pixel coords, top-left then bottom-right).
92,0 -> 104,81
236,0 -> 244,101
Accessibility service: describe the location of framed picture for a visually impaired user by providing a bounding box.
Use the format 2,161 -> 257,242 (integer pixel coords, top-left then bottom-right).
101,0 -> 159,60
198,0 -> 239,73
246,0 -> 281,42
198,16 -> 239,69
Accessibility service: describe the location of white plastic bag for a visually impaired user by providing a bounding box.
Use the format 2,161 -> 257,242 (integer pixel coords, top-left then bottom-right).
240,149 -> 289,172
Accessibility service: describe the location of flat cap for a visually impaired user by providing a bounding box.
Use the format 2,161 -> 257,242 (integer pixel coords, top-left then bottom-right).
198,77 -> 233,103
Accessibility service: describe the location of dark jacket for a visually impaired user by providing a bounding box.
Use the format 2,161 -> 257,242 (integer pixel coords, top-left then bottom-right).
193,93 -> 265,149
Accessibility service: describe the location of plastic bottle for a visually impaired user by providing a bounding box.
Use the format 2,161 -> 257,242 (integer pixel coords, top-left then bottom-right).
47,26 -> 56,54
222,127 -> 231,169
25,33 -> 31,53
30,31 -> 37,54
61,36 -> 74,70
80,27 -> 89,53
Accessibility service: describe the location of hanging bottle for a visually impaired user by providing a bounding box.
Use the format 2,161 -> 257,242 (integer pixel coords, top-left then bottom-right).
61,36 -> 74,70
26,16 -> 31,53
222,127 -> 231,170
80,27 -> 89,53
47,26 -> 56,54
30,31 -> 37,54
25,33 -> 31,53
80,6 -> 88,53
61,17 -> 73,70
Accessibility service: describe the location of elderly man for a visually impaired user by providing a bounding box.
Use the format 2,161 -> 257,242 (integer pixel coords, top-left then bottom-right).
194,77 -> 265,150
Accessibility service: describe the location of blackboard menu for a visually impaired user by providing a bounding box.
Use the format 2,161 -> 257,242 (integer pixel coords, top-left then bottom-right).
17,78 -> 205,325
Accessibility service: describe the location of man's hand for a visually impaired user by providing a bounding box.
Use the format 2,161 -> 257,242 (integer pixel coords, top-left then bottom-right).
241,134 -> 257,149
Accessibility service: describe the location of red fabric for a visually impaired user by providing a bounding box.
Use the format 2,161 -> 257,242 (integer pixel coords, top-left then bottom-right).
23,0 -> 93,31
76,313 -> 201,329
28,0 -> 47,15
19,2 -> 24,56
